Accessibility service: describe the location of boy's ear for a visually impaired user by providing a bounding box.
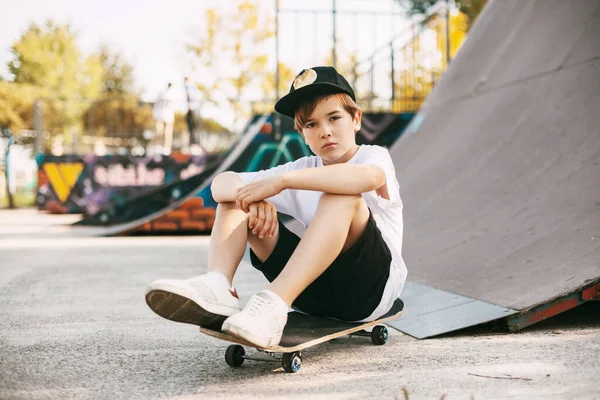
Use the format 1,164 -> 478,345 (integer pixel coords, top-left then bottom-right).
353,109 -> 363,133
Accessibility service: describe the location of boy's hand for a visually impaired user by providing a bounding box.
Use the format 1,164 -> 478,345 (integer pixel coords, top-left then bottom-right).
236,176 -> 283,212
247,200 -> 278,239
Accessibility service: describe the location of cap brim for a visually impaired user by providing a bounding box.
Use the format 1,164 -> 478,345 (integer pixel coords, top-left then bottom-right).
274,83 -> 351,119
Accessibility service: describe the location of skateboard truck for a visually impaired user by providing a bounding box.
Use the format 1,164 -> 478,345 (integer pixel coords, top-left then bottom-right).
225,344 -> 303,373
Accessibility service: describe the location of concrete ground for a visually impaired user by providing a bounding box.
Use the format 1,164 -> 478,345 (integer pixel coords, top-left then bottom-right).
1,209 -> 599,400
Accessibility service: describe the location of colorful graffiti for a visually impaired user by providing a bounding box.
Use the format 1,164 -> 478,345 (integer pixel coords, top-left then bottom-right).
40,162 -> 85,203
76,114 -> 269,231
36,152 -> 220,214
76,164 -> 220,231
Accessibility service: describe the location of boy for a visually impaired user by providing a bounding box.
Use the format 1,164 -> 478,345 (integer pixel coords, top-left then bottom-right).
146,66 -> 407,348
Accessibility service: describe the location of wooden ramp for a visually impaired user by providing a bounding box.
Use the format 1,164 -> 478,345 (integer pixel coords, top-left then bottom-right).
388,0 -> 600,338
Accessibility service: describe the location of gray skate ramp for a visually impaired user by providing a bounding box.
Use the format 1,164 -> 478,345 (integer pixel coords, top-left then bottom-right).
388,0 -> 600,338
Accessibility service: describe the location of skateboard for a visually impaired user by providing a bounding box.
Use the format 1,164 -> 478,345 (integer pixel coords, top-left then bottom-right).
199,298 -> 404,373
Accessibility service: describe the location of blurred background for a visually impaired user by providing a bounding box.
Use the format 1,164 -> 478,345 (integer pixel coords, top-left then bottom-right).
0,0 -> 485,228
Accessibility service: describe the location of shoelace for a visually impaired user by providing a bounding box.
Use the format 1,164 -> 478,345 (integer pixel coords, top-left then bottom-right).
245,294 -> 276,317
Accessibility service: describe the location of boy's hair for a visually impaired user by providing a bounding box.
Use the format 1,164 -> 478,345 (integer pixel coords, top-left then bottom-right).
294,92 -> 360,132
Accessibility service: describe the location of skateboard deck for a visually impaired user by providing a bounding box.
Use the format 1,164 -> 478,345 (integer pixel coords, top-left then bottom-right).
200,298 -> 404,353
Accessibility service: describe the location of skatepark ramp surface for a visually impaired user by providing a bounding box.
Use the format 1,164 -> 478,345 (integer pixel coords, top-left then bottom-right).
388,0 -> 600,338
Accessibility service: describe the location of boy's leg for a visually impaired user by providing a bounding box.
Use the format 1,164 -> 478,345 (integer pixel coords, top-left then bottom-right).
267,193 -> 369,305
163,122 -> 174,152
245,223 -> 280,263
208,201 -> 281,284
145,201 -> 253,327
207,201 -> 251,285
154,121 -> 164,148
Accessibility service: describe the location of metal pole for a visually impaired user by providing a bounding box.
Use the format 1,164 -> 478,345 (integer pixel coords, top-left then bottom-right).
390,42 -> 395,109
33,99 -> 43,154
446,0 -> 451,65
332,0 -> 337,68
275,0 -> 280,102
313,11 -> 318,64
274,0 -> 282,141
369,58 -> 374,111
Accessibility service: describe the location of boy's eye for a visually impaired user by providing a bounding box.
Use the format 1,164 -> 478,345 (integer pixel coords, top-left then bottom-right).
305,122 -> 316,129
330,115 -> 341,121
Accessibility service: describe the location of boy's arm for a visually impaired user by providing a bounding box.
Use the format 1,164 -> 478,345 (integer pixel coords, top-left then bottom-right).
235,164 -> 385,212
211,171 -> 243,203
282,163 -> 385,195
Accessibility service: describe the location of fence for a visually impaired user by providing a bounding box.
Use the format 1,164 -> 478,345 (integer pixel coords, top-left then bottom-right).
352,1 -> 450,113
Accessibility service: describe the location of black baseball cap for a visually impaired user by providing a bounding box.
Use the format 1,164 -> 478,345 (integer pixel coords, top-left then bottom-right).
274,66 -> 356,118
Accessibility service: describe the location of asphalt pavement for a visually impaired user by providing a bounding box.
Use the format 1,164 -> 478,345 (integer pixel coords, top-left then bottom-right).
1,210 -> 599,399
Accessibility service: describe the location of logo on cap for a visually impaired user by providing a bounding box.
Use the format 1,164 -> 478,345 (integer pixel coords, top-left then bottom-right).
293,68 -> 318,90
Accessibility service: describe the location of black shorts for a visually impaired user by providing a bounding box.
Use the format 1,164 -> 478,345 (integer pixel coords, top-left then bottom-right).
249,211 -> 392,321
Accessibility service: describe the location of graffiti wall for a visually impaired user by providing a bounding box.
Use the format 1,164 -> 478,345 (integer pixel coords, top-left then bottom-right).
36,152 -> 219,214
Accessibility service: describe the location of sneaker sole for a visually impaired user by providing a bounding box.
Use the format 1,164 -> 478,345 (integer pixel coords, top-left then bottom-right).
145,289 -> 227,330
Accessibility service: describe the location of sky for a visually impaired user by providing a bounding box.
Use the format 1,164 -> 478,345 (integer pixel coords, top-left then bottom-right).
0,0 -> 411,128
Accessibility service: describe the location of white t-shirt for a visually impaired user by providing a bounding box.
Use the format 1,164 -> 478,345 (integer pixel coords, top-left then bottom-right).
237,145 -> 407,321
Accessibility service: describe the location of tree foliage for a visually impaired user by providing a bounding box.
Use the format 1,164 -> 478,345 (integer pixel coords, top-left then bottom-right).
398,0 -> 487,30
95,44 -> 136,94
79,45 -> 145,140
83,96 -> 152,139
433,9 -> 469,60
0,82 -> 39,133
8,21 -> 104,99
3,19 -> 230,152
82,96 -> 229,143
7,21 -> 104,141
391,10 -> 468,113
187,1 -> 290,124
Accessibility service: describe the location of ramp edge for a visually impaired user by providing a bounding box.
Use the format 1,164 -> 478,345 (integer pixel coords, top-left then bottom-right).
506,281 -> 600,332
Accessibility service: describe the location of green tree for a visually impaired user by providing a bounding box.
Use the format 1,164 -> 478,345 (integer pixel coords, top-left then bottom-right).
187,1 -> 286,125
83,96 -> 231,150
7,20 -> 103,145
95,44 -> 136,94
83,96 -> 153,140
0,82 -> 39,134
82,45 -> 144,142
249,61 -> 297,114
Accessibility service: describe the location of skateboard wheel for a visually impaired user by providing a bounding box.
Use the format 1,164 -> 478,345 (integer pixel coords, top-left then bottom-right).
225,345 -> 245,367
282,351 -> 302,373
371,325 -> 388,345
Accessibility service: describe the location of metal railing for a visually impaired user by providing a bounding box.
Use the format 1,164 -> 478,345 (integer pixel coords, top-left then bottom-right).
352,1 -> 449,113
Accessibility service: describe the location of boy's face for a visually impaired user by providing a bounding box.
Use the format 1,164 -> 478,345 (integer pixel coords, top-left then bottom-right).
299,96 -> 362,165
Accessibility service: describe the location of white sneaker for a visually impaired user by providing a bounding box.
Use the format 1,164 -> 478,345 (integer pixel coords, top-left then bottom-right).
145,272 -> 241,329
222,290 -> 289,348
